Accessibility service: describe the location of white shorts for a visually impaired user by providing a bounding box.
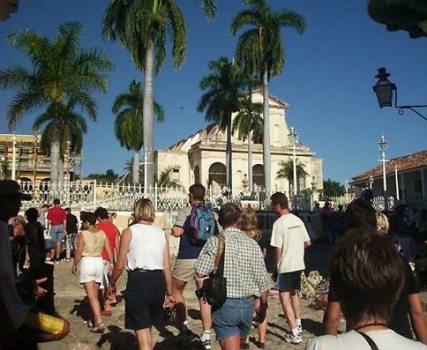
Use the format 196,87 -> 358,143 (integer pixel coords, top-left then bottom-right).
79,257 -> 104,285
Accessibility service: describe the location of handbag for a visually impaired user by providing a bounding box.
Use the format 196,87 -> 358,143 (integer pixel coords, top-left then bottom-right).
201,234 -> 227,311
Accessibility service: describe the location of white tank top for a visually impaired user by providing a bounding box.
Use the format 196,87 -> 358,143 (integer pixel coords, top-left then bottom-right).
126,223 -> 166,271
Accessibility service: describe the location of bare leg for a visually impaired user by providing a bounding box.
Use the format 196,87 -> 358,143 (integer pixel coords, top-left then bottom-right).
172,277 -> 188,327
55,241 -> 61,260
219,334 -> 241,350
291,291 -> 301,321
84,281 -> 103,326
279,291 -> 297,330
135,328 -> 152,350
196,278 -> 212,332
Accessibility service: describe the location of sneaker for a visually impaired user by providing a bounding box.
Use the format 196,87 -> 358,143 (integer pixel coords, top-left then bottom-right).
297,324 -> 302,334
285,332 -> 302,344
200,338 -> 211,350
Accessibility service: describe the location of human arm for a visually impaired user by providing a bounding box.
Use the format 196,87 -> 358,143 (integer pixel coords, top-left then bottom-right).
163,239 -> 175,308
109,227 -> 131,289
408,293 -> 427,344
171,209 -> 187,237
304,240 -> 312,248
71,233 -> 84,274
322,301 -> 341,335
103,232 -> 114,266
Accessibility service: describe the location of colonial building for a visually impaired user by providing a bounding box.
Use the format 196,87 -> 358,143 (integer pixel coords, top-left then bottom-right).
155,91 -> 323,196
0,133 -> 79,184
351,149 -> 427,204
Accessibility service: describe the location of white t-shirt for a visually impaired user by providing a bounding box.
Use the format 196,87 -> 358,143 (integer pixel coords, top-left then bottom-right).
306,329 -> 427,350
126,223 -> 166,271
270,213 -> 310,273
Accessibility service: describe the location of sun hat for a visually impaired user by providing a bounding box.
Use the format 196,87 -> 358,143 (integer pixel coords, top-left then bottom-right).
0,180 -> 32,200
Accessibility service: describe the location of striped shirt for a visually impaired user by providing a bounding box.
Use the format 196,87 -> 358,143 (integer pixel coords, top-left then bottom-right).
195,227 -> 271,298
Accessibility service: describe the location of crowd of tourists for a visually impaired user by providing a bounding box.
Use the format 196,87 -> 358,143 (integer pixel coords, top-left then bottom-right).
1,179 -> 427,350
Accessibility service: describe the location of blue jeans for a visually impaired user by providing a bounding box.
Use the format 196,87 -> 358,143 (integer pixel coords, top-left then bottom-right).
212,298 -> 255,341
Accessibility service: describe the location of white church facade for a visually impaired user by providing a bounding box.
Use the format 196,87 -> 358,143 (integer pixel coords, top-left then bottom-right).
155,91 -> 323,196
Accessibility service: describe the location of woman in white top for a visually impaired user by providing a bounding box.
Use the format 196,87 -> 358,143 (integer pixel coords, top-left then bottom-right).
306,229 -> 427,350
72,211 -> 113,333
109,199 -> 174,350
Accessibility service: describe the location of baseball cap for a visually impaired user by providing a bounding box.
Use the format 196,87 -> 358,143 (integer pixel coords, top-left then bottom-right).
0,180 -> 32,200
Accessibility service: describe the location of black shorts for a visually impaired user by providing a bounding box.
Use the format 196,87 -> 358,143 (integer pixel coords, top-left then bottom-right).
277,271 -> 302,292
124,270 -> 165,330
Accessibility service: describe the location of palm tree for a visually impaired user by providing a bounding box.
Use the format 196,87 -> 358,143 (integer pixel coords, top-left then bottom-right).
232,95 -> 263,192
103,0 -> 187,190
113,80 -> 164,184
198,57 -> 248,190
230,0 -> 306,197
33,101 -> 87,186
276,159 -> 308,195
156,165 -> 183,188
0,21 -> 112,185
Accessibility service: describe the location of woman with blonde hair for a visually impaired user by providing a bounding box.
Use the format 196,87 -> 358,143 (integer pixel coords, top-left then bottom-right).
109,198 -> 174,350
240,207 -> 268,349
377,212 -> 390,235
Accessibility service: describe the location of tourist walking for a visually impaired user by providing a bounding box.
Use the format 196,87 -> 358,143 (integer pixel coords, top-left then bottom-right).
323,198 -> 427,344
47,199 -> 67,263
171,183 -> 219,348
95,206 -> 119,315
195,203 -> 270,350
270,192 -> 311,344
108,198 -> 174,350
307,230 -> 427,350
71,211 -> 113,333
65,207 -> 78,261
240,207 -> 268,349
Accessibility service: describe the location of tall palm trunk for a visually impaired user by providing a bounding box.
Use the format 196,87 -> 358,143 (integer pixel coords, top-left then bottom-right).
226,112 -> 233,192
132,150 -> 140,184
58,157 -> 64,196
143,42 -> 154,190
248,130 -> 253,193
262,67 -> 271,197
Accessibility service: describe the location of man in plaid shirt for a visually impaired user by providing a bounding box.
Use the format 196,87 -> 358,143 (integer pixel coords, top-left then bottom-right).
195,203 -> 270,350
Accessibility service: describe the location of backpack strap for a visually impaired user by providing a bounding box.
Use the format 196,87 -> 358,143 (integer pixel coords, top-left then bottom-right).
355,331 -> 379,350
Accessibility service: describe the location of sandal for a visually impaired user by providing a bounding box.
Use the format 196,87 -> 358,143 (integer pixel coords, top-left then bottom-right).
90,323 -> 105,333
257,341 -> 266,349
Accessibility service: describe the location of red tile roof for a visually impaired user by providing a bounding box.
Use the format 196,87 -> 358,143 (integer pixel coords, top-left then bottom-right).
352,149 -> 427,185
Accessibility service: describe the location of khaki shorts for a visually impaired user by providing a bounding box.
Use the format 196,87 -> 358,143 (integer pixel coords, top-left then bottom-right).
173,258 -> 197,283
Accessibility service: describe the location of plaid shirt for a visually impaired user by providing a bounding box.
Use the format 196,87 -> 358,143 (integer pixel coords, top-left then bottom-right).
195,227 -> 271,298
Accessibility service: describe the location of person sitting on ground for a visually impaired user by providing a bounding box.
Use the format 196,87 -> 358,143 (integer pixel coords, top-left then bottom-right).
71,211 -> 114,333
307,230 -> 427,350
108,198 -> 174,350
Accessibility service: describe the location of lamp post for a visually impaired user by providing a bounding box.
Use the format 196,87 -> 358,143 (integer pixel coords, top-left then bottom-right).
378,135 -> 388,211
373,67 -> 427,121
11,133 -> 17,180
288,127 -> 298,197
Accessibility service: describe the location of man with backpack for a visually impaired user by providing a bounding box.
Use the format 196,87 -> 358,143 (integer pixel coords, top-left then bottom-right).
171,183 -> 219,349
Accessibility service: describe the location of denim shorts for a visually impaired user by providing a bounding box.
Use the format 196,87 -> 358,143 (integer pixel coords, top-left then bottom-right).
212,297 -> 255,341
49,224 -> 64,243
277,271 -> 302,292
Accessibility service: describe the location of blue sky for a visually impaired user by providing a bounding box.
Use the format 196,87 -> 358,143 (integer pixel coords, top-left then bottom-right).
1,0 -> 426,184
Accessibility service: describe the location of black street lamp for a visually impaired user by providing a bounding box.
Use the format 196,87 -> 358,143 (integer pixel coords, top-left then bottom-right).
373,67 -> 427,121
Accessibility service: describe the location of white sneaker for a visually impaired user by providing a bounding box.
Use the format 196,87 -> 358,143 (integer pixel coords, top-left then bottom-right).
297,324 -> 302,334
285,332 -> 302,344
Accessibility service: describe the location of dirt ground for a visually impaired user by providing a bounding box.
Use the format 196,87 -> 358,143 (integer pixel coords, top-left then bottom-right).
47,243 -> 338,350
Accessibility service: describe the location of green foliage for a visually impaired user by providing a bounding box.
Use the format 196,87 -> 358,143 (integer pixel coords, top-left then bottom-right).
87,169 -> 119,183
323,178 -> 345,197
232,95 -> 263,142
276,159 -> 308,181
156,166 -> 182,188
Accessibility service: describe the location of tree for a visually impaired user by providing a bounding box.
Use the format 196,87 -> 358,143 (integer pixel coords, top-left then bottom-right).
87,169 -> 119,183
198,57 -> 249,190
156,166 -> 183,188
276,159 -> 308,195
113,80 -> 164,184
230,0 -> 306,196
323,178 -> 345,198
0,21 -> 112,185
232,94 -> 263,192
